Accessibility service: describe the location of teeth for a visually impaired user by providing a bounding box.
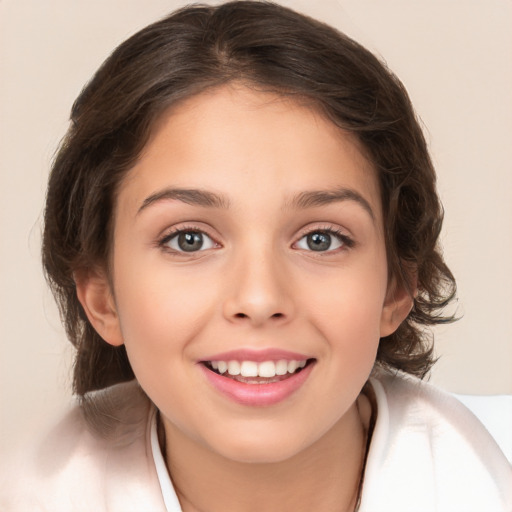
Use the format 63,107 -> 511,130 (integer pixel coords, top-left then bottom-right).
209,359 -> 308,377
240,361 -> 258,377
258,361 -> 276,378
227,360 -> 241,376
287,360 -> 298,373
275,360 -> 288,375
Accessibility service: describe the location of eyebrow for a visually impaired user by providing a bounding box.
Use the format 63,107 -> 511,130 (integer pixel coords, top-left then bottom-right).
287,188 -> 375,221
137,186 -> 375,221
137,187 -> 230,215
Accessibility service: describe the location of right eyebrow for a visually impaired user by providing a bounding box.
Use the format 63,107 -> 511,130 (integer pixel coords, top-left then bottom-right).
286,187 -> 375,222
136,187 -> 230,215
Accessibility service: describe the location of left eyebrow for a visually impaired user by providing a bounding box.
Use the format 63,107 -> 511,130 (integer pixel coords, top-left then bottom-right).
286,188 -> 375,221
137,187 -> 230,215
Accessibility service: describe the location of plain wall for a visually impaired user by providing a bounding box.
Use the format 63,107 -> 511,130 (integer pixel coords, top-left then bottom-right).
1,0 -> 511,456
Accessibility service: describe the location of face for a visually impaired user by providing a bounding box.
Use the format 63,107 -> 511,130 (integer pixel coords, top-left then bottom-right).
79,84 -> 410,464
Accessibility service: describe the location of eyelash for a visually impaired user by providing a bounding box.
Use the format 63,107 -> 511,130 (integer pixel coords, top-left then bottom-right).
294,226 -> 355,253
158,224 -> 219,254
157,224 -> 354,254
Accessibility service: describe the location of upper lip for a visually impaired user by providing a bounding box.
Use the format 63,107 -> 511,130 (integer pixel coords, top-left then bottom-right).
200,348 -> 313,363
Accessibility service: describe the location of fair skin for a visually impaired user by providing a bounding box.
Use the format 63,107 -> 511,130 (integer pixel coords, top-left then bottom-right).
77,84 -> 412,512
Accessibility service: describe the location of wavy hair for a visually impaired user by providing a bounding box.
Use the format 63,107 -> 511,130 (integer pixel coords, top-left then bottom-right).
42,1 -> 456,395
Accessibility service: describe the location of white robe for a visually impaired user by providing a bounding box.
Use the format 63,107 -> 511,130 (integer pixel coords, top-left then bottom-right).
1,371 -> 511,511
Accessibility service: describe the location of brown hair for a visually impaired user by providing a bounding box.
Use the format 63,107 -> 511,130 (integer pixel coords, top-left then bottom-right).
42,1 -> 456,396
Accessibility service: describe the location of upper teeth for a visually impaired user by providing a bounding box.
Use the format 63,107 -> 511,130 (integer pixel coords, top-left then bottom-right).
210,359 -> 307,378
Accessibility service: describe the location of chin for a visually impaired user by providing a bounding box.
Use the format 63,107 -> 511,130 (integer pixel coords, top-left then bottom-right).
207,429 -> 313,465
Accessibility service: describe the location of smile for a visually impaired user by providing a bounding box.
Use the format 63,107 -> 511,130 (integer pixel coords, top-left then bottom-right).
199,354 -> 316,406
205,359 -> 309,381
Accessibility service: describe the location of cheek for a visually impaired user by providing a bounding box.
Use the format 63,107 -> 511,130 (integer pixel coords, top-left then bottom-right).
117,275 -> 215,346
112,256 -> 222,360
307,278 -> 385,401
300,261 -> 387,355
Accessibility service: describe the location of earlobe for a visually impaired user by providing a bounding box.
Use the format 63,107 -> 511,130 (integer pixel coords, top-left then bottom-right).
74,269 -> 124,347
380,276 -> 416,338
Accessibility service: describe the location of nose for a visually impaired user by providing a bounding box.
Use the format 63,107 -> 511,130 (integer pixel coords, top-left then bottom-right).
222,249 -> 294,327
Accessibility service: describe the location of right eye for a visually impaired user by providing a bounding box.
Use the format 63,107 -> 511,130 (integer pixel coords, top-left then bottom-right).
163,230 -> 217,253
293,228 -> 354,253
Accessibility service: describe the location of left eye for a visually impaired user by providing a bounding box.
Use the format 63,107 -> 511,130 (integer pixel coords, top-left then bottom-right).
164,230 -> 216,252
295,231 -> 345,252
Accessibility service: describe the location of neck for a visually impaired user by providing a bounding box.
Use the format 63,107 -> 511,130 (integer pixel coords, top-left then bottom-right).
161,396 -> 370,512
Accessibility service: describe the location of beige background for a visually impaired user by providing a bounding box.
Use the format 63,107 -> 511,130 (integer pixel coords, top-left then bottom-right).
1,0 -> 511,456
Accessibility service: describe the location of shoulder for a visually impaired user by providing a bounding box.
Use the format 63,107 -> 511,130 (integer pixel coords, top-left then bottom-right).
360,370 -> 512,512
0,380 -> 166,512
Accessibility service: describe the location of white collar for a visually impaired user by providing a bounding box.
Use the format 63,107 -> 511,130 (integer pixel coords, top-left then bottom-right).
150,409 -> 183,512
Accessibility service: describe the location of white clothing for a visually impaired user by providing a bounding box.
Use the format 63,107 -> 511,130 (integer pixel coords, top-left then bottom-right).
359,373 -> 511,511
454,393 -> 512,463
1,372 -> 511,511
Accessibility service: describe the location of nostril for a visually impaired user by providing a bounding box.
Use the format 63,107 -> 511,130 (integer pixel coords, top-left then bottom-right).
233,312 -> 284,320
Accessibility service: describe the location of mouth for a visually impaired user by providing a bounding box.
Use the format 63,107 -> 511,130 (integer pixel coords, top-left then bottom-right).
201,358 -> 316,384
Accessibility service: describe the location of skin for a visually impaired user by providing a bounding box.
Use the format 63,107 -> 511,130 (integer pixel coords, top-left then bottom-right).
77,84 -> 412,512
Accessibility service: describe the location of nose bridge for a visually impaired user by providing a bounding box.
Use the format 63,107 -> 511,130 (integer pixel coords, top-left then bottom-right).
223,238 -> 293,325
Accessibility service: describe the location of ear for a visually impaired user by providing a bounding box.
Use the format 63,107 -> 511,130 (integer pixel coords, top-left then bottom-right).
74,268 -> 124,347
380,274 -> 416,338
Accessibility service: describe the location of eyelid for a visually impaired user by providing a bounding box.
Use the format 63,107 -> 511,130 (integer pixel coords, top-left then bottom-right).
293,224 -> 355,251
158,223 -> 221,253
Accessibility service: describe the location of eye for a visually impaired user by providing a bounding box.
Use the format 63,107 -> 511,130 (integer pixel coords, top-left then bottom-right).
163,230 -> 217,253
294,229 -> 352,252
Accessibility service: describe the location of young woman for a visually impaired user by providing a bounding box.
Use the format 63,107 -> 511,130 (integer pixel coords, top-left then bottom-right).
2,2 -> 510,511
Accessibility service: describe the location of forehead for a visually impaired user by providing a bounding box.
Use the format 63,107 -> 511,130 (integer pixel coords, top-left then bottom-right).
119,84 -> 381,221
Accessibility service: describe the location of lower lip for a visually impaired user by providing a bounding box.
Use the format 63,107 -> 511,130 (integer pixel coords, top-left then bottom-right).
199,362 -> 315,406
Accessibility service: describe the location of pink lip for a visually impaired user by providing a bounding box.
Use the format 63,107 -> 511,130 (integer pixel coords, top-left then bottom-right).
200,348 -> 311,363
198,360 -> 315,407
